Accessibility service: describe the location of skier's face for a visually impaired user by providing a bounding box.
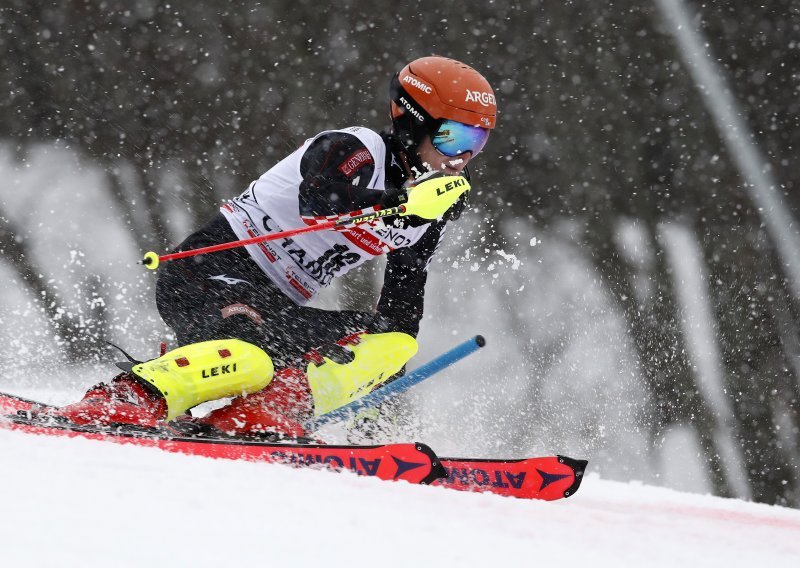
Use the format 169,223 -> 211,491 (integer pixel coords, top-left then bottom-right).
415,135 -> 472,175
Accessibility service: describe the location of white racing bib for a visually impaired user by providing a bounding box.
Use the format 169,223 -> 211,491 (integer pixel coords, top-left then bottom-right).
220,127 -> 430,304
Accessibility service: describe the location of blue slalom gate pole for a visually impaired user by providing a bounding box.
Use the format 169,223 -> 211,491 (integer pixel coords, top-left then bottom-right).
305,335 -> 485,432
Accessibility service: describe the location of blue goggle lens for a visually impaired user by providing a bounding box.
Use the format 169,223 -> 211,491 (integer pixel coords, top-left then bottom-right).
431,120 -> 491,157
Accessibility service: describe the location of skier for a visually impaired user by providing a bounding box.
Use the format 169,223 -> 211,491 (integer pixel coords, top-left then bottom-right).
55,55 -> 497,437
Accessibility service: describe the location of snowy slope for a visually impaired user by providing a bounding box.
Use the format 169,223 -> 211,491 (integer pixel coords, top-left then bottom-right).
1,424 -> 798,568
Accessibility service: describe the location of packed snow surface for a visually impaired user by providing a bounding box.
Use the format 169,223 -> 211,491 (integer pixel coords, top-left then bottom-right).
1,420 -> 798,567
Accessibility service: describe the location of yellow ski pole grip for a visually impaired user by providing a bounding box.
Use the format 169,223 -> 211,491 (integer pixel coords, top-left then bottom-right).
401,175 -> 471,220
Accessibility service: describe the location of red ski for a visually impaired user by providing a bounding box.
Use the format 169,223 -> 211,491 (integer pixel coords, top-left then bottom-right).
0,391 -> 587,499
434,455 -> 587,500
0,393 -> 443,485
0,391 -> 44,414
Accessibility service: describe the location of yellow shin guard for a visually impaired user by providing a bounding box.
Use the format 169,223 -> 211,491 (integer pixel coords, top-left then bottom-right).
306,332 -> 418,416
131,339 -> 274,420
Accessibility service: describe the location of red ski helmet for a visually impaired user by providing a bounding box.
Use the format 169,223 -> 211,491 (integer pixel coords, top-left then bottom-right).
390,56 -> 497,152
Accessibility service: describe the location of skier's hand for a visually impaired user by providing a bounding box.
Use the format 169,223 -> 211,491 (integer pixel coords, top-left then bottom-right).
401,171 -> 471,220
380,171 -> 452,210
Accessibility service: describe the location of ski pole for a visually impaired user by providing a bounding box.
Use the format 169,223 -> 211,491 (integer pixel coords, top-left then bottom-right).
304,335 -> 486,431
139,174 -> 471,270
140,205 -> 406,270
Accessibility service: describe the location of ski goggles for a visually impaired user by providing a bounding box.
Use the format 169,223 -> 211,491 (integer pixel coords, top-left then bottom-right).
431,120 -> 491,157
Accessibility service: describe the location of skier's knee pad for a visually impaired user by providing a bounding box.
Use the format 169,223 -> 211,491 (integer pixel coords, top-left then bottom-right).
130,339 -> 274,420
306,332 -> 418,416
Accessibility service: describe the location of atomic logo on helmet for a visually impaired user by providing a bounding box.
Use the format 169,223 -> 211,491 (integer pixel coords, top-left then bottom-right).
390,56 -> 497,153
403,75 -> 433,94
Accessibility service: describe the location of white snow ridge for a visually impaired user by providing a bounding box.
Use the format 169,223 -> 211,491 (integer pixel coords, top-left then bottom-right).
1,426 -> 798,568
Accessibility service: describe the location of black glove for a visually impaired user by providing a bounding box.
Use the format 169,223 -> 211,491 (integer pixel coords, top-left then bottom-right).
379,184 -> 408,209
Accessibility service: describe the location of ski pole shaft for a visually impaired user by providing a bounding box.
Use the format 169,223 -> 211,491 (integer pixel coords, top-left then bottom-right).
140,205 -> 406,269
305,335 -> 486,431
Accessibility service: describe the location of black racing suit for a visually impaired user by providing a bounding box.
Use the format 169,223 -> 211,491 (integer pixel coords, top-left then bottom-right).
155,131 -> 464,367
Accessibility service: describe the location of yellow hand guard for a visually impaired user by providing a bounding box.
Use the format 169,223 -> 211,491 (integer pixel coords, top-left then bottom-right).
131,339 -> 274,420
401,174 -> 471,220
306,332 -> 418,416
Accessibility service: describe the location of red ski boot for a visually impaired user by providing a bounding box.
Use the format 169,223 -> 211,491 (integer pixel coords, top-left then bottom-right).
54,375 -> 167,427
198,367 -> 313,438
